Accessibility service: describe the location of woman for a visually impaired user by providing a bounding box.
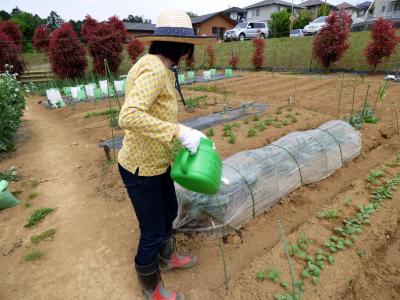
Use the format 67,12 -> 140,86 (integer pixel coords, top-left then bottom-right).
118,9 -> 215,300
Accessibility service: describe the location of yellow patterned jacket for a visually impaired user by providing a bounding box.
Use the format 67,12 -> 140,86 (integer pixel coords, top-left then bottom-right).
118,54 -> 179,176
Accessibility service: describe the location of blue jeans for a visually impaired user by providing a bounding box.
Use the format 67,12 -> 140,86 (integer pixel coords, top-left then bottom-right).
118,164 -> 178,266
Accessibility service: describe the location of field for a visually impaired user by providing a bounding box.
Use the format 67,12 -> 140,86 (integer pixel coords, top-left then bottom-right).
1,71 -> 400,299
24,30 -> 400,74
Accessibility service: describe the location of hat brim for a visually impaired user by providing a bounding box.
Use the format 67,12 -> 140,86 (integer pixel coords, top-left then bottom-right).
137,35 -> 216,45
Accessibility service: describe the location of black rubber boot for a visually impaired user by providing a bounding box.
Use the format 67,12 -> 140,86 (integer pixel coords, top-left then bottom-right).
135,261 -> 184,300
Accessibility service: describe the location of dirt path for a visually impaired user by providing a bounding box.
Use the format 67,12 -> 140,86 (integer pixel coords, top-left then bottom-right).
0,98 -> 141,299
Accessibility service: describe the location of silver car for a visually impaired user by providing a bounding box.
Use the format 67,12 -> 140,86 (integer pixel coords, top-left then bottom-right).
224,22 -> 269,41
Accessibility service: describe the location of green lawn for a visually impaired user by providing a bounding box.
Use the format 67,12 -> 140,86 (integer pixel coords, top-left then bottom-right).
23,30 -> 400,74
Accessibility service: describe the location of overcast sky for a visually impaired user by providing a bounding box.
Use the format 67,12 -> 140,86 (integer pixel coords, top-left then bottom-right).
3,0 -> 365,22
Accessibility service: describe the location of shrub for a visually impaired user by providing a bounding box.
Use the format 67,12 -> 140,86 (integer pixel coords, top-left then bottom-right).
318,5 -> 331,17
313,11 -> 352,69
33,25 -> 51,53
229,51 -> 239,69
364,18 -> 399,72
206,45 -> 216,68
127,38 -> 145,64
49,23 -> 87,79
0,69 -> 26,152
294,10 -> 313,30
268,10 -> 291,37
107,16 -> 127,43
252,36 -> 265,71
0,32 -> 25,76
83,15 -> 125,75
0,20 -> 23,51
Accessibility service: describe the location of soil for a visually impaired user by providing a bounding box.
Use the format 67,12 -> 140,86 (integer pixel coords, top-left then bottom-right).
0,72 -> 400,300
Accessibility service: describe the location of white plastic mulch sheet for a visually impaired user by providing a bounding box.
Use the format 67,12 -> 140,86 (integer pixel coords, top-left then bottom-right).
173,120 -> 362,235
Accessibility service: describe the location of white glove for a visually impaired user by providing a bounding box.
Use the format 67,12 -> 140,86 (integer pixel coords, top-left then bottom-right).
177,125 -> 207,154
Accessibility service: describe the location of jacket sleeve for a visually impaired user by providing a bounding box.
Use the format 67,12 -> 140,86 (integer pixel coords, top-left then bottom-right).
118,64 -> 178,144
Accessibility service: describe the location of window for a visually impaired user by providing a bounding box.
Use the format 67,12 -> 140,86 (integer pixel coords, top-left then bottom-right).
277,6 -> 281,11
381,6 -> 386,13
248,23 -> 255,28
212,27 -> 218,36
256,8 -> 260,16
254,23 -> 266,29
394,2 -> 400,12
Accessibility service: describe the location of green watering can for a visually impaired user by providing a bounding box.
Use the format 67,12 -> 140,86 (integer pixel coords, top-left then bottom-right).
0,180 -> 20,210
171,138 -> 222,195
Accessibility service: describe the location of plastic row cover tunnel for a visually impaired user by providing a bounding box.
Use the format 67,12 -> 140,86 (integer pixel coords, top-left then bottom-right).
173,120 -> 362,236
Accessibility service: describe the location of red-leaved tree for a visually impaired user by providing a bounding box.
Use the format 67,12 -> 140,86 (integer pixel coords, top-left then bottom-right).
49,23 -> 87,79
252,35 -> 265,71
127,38 -> 145,64
82,15 -> 126,75
229,51 -> 239,69
185,54 -> 195,69
364,18 -> 399,72
206,45 -> 216,68
33,25 -> 51,53
0,20 -> 23,51
0,32 -> 25,75
313,11 -> 352,69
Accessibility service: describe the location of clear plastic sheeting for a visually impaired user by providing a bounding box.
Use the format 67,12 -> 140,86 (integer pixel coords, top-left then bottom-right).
173,120 -> 361,236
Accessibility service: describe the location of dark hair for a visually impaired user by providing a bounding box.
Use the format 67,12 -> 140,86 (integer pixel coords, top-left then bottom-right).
149,41 -> 194,65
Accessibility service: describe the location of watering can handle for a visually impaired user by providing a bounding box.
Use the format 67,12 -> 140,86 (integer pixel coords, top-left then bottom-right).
180,150 -> 190,174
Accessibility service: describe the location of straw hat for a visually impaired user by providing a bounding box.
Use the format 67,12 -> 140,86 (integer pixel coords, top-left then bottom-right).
137,9 -> 216,45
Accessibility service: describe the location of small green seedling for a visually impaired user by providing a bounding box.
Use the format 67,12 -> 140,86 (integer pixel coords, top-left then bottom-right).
24,250 -> 44,262
256,271 -> 266,281
317,208 -> 339,220
31,180 -> 40,188
266,266 -> 281,282
276,109 -> 282,115
357,249 -> 365,257
282,119 -> 289,126
366,169 -> 384,185
257,121 -> 267,131
344,196 -> 353,206
206,128 -> 215,138
265,118 -> 273,126
228,132 -> 236,144
253,114 -> 260,122
222,125 -> 232,137
24,208 -> 55,228
30,228 -> 56,245
273,122 -> 282,128
247,128 -> 257,137
280,281 -> 289,290
28,192 -> 38,200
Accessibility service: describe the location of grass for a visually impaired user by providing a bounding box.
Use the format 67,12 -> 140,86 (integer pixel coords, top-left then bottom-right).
31,180 -> 40,188
317,208 -> 340,220
24,250 -> 44,262
31,228 -> 56,245
206,128 -> 215,138
24,208 -> 55,228
247,128 -> 257,137
27,192 -> 38,200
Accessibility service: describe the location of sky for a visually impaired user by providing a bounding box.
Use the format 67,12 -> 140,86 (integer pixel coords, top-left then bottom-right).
2,0 -> 366,22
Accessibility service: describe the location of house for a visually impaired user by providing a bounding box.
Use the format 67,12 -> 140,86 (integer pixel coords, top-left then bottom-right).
366,0 -> 400,20
300,0 -> 337,18
191,12 -> 237,39
337,2 -> 359,19
356,1 -> 372,17
124,22 -> 156,39
222,7 -> 246,22
244,0 -> 304,23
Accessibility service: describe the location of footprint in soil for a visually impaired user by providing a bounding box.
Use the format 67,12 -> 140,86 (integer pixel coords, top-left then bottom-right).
2,239 -> 23,256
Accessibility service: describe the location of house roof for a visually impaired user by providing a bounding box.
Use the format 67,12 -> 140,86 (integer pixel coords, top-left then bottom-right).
356,1 -> 372,9
245,0 -> 303,10
300,0 -> 336,8
123,22 -> 156,32
337,2 -> 357,9
223,7 -> 245,13
191,12 -> 237,25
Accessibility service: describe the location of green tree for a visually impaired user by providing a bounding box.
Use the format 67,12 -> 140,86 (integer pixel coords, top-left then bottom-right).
46,11 -> 64,30
0,10 -> 11,21
269,10 -> 291,37
11,7 -> 21,17
318,4 -> 331,17
11,11 -> 45,52
123,15 -> 151,23
294,10 -> 313,29
187,12 -> 198,18
69,19 -> 84,37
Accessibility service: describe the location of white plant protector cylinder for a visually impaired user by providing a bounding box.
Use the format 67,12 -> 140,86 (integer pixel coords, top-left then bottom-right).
99,80 -> 109,95
114,80 -> 124,92
85,84 -> 95,97
71,87 -> 79,99
203,71 -> 211,80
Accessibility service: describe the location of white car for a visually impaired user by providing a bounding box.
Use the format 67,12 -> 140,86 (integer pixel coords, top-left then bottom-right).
290,29 -> 305,37
224,22 -> 269,41
304,16 -> 327,35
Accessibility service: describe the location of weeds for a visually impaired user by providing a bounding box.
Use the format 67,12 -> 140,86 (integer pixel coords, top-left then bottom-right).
317,208 -> 340,220
24,208 -> 55,228
282,120 -> 289,126
84,108 -> 119,118
253,114 -> 260,122
228,132 -> 236,144
257,121 -> 267,131
366,169 -> 384,185
344,196 -> 353,206
28,192 -> 38,200
206,128 -> 215,138
31,180 -> 40,188
0,166 -> 18,181
31,228 -> 56,245
24,250 -> 44,262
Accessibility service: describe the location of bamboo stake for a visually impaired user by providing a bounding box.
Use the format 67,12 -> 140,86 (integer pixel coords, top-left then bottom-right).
278,220 -> 297,300
350,85 -> 356,120
361,84 -> 370,116
293,65 -> 298,106
211,218 -> 229,290
336,72 -> 345,117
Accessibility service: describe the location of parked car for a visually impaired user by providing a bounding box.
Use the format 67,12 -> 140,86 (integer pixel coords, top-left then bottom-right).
224,22 -> 269,41
290,29 -> 305,37
303,16 -> 327,35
